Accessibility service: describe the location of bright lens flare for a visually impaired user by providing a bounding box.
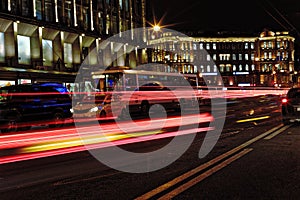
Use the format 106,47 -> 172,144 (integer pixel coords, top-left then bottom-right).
153,25 -> 161,32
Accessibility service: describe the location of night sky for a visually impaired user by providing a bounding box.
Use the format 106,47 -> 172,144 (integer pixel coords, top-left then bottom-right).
149,0 -> 300,36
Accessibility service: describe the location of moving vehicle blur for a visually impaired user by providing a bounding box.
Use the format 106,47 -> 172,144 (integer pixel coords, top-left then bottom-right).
72,92 -> 119,121
281,87 -> 300,125
0,82 -> 73,133
92,67 -> 197,115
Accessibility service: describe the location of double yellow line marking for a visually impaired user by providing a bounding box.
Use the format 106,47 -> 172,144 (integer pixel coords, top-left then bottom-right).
136,124 -> 288,199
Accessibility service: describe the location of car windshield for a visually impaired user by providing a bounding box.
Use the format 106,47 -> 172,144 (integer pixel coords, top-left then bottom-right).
80,93 -> 112,104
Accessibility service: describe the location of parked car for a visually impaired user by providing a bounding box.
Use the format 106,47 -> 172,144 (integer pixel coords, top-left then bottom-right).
281,87 -> 300,125
0,82 -> 73,133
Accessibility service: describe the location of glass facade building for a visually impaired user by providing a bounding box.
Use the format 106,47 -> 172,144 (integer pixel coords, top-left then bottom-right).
0,0 -> 147,85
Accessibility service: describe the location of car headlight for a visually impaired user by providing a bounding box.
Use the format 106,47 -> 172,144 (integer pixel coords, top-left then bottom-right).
70,108 -> 74,113
89,107 -> 99,112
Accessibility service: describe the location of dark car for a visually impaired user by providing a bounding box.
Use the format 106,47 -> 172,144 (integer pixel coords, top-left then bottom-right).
0,82 -> 73,133
281,87 -> 300,125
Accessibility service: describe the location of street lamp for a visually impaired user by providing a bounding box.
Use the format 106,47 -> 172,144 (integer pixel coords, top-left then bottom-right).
153,25 -> 161,32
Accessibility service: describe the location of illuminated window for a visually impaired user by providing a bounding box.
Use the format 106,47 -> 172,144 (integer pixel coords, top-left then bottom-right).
277,51 -> 281,59
239,64 -> 242,71
226,65 -> 230,72
213,43 -> 216,50
269,64 -> 273,71
193,43 -> 197,50
199,43 -> 203,49
42,39 -> 53,66
214,65 -> 217,72
220,65 -> 224,72
17,35 -> 31,65
207,65 -> 210,72
194,65 -> 197,73
245,43 -> 248,49
174,54 -> 177,61
277,41 -> 280,48
239,54 -> 242,60
245,54 -> 249,60
200,65 -> 204,72
226,54 -> 230,60
263,64 -> 267,72
106,15 -> 110,34
35,0 -> 42,20
64,43 -> 73,68
0,32 -> 4,62
119,0 -> 122,9
251,53 -> 254,60
232,54 -> 236,60
251,64 -> 255,71
269,41 -> 273,48
245,64 -> 249,71
233,65 -> 236,71
269,52 -> 272,59
212,54 -> 217,61
263,41 -> 267,48
264,52 -> 267,59
206,55 -> 210,61
251,43 -> 255,49
219,54 -> 223,61
206,43 -> 210,50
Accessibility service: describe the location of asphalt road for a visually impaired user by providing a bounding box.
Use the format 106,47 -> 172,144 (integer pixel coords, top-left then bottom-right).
1,95 -> 294,200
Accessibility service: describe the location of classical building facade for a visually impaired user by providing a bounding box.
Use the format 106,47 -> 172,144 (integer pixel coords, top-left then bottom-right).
0,0 -> 147,87
148,30 -> 296,87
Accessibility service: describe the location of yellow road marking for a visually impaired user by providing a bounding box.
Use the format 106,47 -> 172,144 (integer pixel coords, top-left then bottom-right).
158,148 -> 253,200
264,124 -> 292,140
236,116 -> 270,123
135,124 -> 283,200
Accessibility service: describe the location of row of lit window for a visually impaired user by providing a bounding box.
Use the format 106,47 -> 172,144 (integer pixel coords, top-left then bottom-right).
174,63 -> 290,75
157,42 -> 257,51
261,40 -> 289,49
197,42 -> 255,50
0,32 -> 72,67
262,51 -> 289,60
181,64 -> 256,74
154,52 -> 256,62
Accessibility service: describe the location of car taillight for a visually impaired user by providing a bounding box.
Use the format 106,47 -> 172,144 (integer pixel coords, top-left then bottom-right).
282,98 -> 288,104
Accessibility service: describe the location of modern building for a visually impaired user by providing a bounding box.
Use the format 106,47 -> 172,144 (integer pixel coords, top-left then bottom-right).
0,0 -> 148,89
148,29 -> 296,87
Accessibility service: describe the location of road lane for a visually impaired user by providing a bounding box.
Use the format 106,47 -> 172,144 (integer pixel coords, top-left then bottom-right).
135,124 -> 286,199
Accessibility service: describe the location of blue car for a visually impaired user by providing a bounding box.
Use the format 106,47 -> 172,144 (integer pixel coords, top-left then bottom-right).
0,82 -> 73,133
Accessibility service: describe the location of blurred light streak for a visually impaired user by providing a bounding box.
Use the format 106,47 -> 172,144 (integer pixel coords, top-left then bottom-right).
236,116 -> 270,123
23,130 -> 163,153
0,127 -> 214,164
0,113 -> 213,150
